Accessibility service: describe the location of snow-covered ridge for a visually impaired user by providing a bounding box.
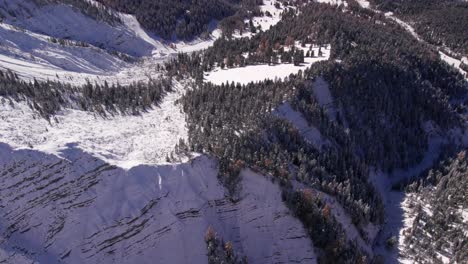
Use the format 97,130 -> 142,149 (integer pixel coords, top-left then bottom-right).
0,145 -> 316,264
439,52 -> 468,77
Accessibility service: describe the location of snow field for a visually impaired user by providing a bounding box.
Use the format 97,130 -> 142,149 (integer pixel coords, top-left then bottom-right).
315,0 -> 348,7
204,44 -> 331,85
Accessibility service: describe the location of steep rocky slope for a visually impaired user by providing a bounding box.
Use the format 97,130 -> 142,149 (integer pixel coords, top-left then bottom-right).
0,143 -> 316,264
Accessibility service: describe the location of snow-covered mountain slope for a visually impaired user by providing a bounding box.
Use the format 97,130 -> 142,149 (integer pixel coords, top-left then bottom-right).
0,0 -> 220,85
0,82 -> 188,169
396,153 -> 467,264
0,144 -> 316,264
354,0 -> 468,79
0,0 -> 252,167
0,0 -> 163,57
0,0 -> 166,85
0,0 -> 291,168
231,0 -> 285,39
0,0 -> 288,86
367,123 -> 467,263
0,0 -> 296,168
0,22 -> 132,84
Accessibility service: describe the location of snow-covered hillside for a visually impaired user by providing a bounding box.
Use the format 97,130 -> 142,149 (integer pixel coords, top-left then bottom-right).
0,21 -> 137,85
0,0 -> 293,169
234,0 -> 285,38
0,145 -> 316,264
0,0 -> 219,85
354,0 -> 468,79
0,0 -> 166,85
0,82 -> 188,169
0,0 -> 165,57
0,0 -> 293,165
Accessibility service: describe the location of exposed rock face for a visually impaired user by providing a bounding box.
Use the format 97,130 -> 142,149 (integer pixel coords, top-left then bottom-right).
0,143 -> 316,264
